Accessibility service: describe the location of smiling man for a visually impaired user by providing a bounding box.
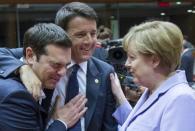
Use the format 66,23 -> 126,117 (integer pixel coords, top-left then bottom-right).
52,3 -> 117,131
0,2 -> 117,131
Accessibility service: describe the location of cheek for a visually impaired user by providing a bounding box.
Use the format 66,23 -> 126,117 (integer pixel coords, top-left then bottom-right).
72,44 -> 81,52
131,61 -> 140,71
71,40 -> 80,48
41,64 -> 55,74
132,61 -> 147,77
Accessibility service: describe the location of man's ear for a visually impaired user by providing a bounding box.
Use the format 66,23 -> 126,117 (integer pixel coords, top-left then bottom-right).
25,47 -> 37,65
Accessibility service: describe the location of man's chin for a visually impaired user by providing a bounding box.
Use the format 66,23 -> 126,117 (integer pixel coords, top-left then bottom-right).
82,55 -> 92,61
44,83 -> 56,90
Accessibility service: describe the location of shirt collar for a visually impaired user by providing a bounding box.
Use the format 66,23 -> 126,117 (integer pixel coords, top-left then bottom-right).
38,89 -> 46,104
68,60 -> 88,74
40,89 -> 46,99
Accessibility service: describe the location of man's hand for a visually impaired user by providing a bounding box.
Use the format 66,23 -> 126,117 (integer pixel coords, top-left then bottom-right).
19,65 -> 42,100
53,94 -> 87,128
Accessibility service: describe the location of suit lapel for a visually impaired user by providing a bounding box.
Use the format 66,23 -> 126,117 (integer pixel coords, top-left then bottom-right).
85,58 -> 101,130
132,89 -> 162,120
121,89 -> 149,130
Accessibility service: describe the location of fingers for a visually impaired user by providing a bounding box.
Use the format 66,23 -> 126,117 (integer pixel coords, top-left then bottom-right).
68,107 -> 88,128
110,72 -> 127,105
69,94 -> 84,105
78,107 -> 88,117
110,73 -> 116,86
66,94 -> 87,117
66,94 -> 87,114
110,73 -> 115,80
59,95 -> 87,128
32,83 -> 41,101
110,72 -> 121,89
20,65 -> 42,101
110,72 -> 120,82
74,97 -> 87,112
54,96 -> 61,109
26,85 -> 33,94
50,96 -> 61,119
31,77 -> 42,100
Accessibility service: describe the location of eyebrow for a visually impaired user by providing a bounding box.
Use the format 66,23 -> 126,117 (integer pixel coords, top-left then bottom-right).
66,62 -> 71,67
74,30 -> 97,34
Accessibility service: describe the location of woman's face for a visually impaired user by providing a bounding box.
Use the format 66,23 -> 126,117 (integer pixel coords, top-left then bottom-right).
125,48 -> 156,88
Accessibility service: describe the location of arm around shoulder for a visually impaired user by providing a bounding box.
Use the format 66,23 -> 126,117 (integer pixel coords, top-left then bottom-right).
0,48 -> 24,78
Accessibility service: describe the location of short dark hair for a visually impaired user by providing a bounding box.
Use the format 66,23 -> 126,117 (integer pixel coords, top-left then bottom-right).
55,2 -> 97,30
23,23 -> 72,60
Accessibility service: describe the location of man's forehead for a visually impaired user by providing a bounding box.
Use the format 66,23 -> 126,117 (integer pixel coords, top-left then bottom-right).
47,54 -> 70,65
45,45 -> 71,60
67,26 -> 97,32
66,17 -> 97,31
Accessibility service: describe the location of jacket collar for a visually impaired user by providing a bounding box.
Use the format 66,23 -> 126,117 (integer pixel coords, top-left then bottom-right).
124,70 -> 188,127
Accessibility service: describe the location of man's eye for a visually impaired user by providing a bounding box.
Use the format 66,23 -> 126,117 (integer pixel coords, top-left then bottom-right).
50,63 -> 60,68
91,32 -> 97,37
76,33 -> 85,38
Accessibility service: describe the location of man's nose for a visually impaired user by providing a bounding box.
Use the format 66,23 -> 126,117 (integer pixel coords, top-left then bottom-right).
84,33 -> 94,43
57,67 -> 66,76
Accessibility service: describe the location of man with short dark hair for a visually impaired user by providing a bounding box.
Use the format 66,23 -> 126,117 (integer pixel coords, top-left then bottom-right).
54,3 -> 117,131
0,2 -> 117,131
0,23 -> 87,131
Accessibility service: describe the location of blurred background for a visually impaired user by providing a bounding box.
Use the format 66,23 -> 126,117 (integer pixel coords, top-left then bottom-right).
0,0 -> 195,48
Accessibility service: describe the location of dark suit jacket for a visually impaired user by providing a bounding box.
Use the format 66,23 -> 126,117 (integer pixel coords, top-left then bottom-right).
0,77 -> 66,131
92,47 -> 108,62
179,48 -> 195,83
0,48 -> 117,131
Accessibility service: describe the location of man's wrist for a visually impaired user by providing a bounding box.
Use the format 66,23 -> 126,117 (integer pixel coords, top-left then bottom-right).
56,119 -> 68,129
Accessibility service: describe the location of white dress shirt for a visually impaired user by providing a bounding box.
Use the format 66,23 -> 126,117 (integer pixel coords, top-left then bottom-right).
48,60 -> 88,131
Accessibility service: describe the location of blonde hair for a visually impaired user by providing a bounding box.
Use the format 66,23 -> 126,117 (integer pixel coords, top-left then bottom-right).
123,21 -> 183,73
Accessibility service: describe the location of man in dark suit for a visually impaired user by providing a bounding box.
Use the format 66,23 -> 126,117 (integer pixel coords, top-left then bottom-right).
0,23 -> 87,131
0,2 -> 117,131
180,48 -> 195,84
54,3 -> 117,130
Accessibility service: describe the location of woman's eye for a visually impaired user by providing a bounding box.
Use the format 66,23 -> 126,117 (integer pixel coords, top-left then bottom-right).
130,56 -> 135,60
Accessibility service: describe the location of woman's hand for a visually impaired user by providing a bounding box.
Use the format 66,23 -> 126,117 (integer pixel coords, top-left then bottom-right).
110,73 -> 127,105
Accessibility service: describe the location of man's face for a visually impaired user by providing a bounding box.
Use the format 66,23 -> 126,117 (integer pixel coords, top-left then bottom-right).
27,44 -> 71,89
67,16 -> 97,63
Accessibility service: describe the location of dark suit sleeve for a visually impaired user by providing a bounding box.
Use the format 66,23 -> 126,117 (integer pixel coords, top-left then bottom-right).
0,48 -> 24,78
0,90 -> 41,131
179,50 -> 194,82
102,68 -> 118,131
47,120 -> 67,131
